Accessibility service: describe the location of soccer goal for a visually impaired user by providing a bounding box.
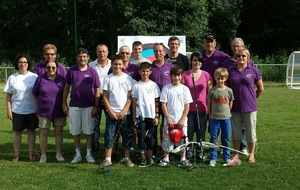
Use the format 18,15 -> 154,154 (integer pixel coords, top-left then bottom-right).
286,51 -> 300,89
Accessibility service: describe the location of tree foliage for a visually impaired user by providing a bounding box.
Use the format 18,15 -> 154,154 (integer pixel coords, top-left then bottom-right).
0,0 -> 299,64
207,0 -> 243,50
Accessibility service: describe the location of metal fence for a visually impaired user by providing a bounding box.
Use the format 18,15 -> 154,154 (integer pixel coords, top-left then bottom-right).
0,64 -> 287,83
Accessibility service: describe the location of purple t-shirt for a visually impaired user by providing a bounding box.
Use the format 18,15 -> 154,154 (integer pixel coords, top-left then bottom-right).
34,60 -> 67,77
182,70 -> 211,112
65,65 -> 100,107
228,66 -> 262,112
201,50 -> 230,79
222,58 -> 254,71
108,62 -> 140,81
149,61 -> 173,91
32,73 -> 65,118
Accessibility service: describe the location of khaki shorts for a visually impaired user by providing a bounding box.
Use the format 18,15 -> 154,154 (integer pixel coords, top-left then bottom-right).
38,116 -> 66,128
231,112 -> 257,142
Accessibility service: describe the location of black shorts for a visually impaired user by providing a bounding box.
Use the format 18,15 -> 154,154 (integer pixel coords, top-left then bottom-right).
12,112 -> 38,132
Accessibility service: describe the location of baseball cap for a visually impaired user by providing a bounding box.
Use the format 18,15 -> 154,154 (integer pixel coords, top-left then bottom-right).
76,48 -> 89,55
204,34 -> 216,41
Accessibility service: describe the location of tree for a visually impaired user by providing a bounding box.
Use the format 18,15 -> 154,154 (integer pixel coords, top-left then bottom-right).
238,0 -> 300,55
207,0 -> 243,51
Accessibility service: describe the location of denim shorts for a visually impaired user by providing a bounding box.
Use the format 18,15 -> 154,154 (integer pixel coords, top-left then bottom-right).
104,114 -> 133,149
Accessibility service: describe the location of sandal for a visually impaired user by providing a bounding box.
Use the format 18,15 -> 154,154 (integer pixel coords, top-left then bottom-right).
29,153 -> 36,161
231,154 -> 239,161
223,158 -> 241,167
248,156 -> 256,164
12,155 -> 20,163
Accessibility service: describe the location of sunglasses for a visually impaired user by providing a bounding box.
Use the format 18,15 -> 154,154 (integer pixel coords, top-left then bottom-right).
46,66 -> 56,70
237,54 -> 246,58
120,52 -> 130,55
45,53 -> 55,56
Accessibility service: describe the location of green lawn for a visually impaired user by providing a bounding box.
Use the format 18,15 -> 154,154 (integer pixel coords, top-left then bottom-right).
0,82 -> 299,190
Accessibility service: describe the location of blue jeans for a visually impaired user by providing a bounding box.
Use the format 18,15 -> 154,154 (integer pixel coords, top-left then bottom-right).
240,128 -> 247,151
186,111 -> 207,158
137,118 -> 156,150
104,114 -> 133,150
93,99 -> 106,147
209,119 -> 231,161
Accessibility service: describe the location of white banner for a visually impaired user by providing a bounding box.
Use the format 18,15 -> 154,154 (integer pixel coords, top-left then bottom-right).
117,36 -> 186,61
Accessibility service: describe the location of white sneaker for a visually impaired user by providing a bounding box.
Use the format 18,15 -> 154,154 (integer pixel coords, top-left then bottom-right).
241,148 -> 249,156
86,155 -> 95,163
71,155 -> 82,164
124,158 -> 134,167
181,159 -> 192,167
56,153 -> 65,162
210,160 -> 216,167
159,160 -> 169,167
39,155 -> 47,163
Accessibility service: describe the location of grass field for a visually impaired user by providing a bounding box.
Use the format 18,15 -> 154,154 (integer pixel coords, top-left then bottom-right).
0,82 -> 299,190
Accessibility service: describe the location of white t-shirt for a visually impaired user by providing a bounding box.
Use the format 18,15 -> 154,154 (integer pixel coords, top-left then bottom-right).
3,71 -> 38,114
129,57 -> 152,65
103,72 -> 134,114
132,80 -> 160,119
89,59 -> 111,94
160,83 -> 193,126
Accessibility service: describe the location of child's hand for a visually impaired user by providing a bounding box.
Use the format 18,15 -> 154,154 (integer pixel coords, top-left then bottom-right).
166,117 -> 174,128
177,119 -> 185,128
108,111 -> 118,120
153,117 -> 159,126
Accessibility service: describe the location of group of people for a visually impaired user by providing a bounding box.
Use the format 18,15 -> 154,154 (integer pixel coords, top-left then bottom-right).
4,35 -> 264,168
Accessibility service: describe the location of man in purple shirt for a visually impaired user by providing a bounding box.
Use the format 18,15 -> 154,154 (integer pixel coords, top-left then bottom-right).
34,44 -> 67,76
62,48 -> 100,164
201,34 -> 230,85
149,43 -> 173,155
150,43 -> 173,91
222,37 -> 254,72
108,45 -> 140,82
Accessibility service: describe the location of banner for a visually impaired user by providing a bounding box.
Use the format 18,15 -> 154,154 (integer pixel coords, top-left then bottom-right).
117,36 -> 186,61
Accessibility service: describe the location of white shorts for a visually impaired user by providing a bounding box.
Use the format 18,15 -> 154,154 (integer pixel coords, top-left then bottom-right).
162,125 -> 188,152
68,107 -> 95,135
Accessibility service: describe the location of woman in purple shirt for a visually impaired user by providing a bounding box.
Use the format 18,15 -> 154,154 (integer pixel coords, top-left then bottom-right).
32,60 -> 66,163
228,48 -> 264,164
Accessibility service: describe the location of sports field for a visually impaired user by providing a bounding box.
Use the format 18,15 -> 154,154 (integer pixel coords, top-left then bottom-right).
0,82 -> 299,190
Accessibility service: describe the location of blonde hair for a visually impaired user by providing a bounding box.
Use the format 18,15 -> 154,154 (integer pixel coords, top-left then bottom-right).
43,44 -> 57,54
214,67 -> 229,78
235,47 -> 250,61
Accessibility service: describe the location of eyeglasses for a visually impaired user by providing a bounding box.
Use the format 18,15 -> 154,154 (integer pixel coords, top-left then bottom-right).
237,54 -> 247,58
120,52 -> 130,55
45,53 -> 55,56
46,66 -> 56,70
18,61 -> 28,64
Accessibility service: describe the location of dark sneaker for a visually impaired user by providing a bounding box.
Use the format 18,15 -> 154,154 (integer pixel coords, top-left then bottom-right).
140,159 -> 147,166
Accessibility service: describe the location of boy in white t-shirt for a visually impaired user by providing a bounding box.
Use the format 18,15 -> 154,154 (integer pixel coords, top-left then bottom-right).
132,62 -> 160,166
159,66 -> 193,166
101,55 -> 135,167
